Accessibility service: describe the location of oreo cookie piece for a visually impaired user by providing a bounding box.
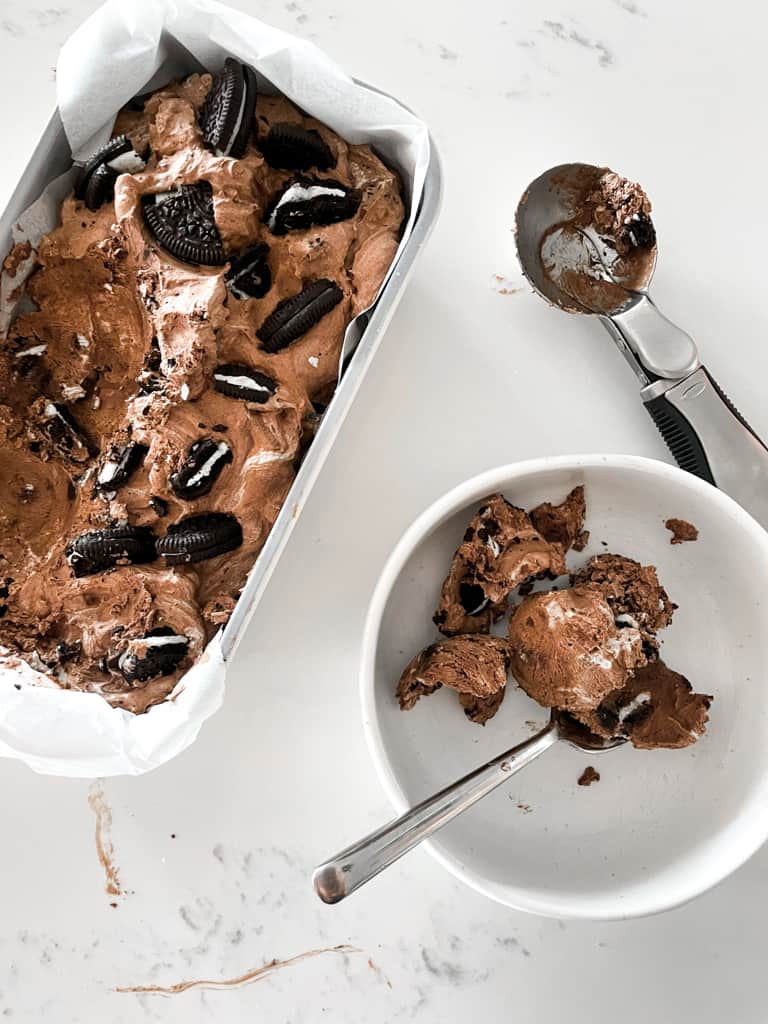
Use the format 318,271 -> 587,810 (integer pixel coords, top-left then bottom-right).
75,134 -> 146,212
620,213 -> 656,251
265,176 -> 361,236
170,438 -> 233,500
260,123 -> 335,171
213,363 -> 276,403
40,402 -> 95,464
116,627 -> 190,684
225,243 -> 271,300
142,183 -> 225,266
158,512 -> 242,565
96,441 -> 148,495
257,279 -> 343,353
66,525 -> 157,577
199,58 -> 258,158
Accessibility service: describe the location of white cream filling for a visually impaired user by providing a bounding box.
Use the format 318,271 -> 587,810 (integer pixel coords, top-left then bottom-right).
107,150 -> 146,174
185,443 -> 230,488
214,371 -> 271,394
618,691 -> 651,724
267,184 -> 346,230
215,83 -> 248,158
14,343 -> 46,358
98,460 -> 120,485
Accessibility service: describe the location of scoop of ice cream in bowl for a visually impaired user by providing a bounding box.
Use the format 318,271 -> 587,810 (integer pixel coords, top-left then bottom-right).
357,455 -> 768,919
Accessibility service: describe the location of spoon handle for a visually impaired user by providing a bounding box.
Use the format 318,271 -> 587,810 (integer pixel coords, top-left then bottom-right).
313,721 -> 559,904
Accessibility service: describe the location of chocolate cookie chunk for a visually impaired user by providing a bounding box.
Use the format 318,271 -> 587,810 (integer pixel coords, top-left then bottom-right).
170,438 -> 233,500
116,627 -> 190,684
257,279 -> 343,353
142,183 -> 225,266
225,243 -> 271,299
95,441 -> 148,495
198,58 -> 258,158
260,123 -> 335,171
620,213 -> 656,251
157,512 -> 242,564
213,363 -> 277,403
66,525 -> 157,577
265,176 -> 361,235
39,402 -> 94,464
75,134 -> 146,212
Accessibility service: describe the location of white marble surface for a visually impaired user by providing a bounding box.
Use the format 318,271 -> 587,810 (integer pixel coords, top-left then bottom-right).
1,0 -> 768,1020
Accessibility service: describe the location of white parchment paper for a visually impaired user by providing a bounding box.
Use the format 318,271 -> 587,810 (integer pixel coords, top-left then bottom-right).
0,0 -> 429,777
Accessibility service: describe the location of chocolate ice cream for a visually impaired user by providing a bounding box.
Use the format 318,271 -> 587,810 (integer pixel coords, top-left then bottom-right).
399,486 -> 713,751
593,660 -> 712,749
0,63 -> 404,712
665,518 -> 698,545
572,553 -> 674,634
507,587 -> 649,723
396,634 -> 510,723
433,494 -> 571,637
530,484 -> 587,550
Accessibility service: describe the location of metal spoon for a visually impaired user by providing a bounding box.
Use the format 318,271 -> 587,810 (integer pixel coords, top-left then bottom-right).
515,162 -> 768,530
313,710 -> 622,904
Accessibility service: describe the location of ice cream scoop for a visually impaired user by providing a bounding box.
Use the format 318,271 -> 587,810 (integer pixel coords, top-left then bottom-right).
313,708 -> 622,904
515,163 -> 768,529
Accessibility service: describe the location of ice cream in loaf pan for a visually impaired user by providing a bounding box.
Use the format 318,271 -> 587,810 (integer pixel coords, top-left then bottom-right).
0,60 -> 405,713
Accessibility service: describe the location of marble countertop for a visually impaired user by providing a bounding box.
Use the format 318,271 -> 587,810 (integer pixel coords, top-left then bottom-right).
1,0 -> 768,1020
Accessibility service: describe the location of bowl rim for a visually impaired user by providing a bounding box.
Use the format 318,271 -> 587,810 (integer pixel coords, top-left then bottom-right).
360,453 -> 768,920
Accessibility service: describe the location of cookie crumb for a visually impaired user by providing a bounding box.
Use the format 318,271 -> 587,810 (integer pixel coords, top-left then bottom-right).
577,766 -> 600,787
572,529 -> 590,552
665,518 -> 698,545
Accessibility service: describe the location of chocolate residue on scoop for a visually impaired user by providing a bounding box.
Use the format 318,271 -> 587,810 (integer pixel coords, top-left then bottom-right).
540,166 -> 656,315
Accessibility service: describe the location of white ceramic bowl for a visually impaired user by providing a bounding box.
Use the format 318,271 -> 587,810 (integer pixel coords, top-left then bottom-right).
361,455 -> 768,920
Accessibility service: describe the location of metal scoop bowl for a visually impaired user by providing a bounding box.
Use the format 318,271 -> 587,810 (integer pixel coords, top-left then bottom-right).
313,708 -> 623,904
515,162 -> 768,529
